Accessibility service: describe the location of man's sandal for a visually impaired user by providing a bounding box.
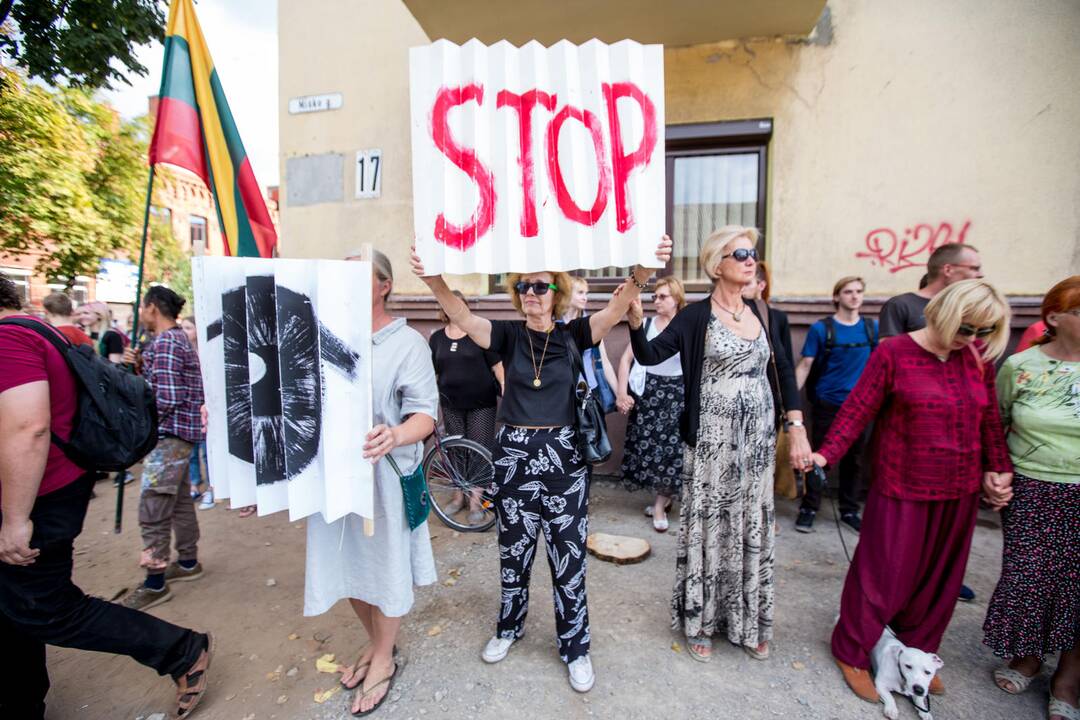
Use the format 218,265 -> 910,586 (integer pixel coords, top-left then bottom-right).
687,637 -> 712,663
1049,696 -> 1080,720
176,633 -> 214,718
993,665 -> 1038,695
352,661 -> 402,717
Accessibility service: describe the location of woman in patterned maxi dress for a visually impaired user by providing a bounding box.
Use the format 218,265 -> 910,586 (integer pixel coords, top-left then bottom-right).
629,226 -> 810,662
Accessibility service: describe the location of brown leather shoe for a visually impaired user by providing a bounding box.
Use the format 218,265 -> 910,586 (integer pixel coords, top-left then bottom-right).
930,674 -> 944,695
835,658 -> 879,703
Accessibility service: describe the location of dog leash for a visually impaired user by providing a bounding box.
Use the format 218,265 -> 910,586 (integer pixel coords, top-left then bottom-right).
806,464 -> 854,564
898,655 -> 932,715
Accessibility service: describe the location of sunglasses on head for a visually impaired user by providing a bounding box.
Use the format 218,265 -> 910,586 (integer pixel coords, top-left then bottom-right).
721,248 -> 759,262
514,281 -> 558,296
957,323 -> 996,338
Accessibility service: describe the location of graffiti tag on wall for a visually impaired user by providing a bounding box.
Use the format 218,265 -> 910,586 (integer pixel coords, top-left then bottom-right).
856,220 -> 972,273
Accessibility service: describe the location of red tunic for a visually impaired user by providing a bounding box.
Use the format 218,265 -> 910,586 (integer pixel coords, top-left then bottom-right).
818,334 -> 1011,501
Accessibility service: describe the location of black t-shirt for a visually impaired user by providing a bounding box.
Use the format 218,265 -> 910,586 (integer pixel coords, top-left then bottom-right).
488,317 -> 596,428
429,329 -> 501,410
91,329 -> 125,359
879,292 -> 930,337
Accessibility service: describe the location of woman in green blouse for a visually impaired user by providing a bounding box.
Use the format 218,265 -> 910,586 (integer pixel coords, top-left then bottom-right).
984,276 -> 1080,720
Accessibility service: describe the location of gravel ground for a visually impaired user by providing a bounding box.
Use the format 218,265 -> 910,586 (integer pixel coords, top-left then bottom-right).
43,477 -> 1049,720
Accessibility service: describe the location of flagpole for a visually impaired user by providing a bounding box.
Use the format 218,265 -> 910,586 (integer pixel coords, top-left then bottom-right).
115,162 -> 156,534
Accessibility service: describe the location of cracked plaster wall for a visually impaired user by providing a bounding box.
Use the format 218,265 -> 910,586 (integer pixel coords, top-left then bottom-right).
666,0 -> 1080,295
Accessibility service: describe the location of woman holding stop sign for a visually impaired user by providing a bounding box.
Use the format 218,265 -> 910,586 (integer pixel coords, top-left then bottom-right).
411,236 -> 671,693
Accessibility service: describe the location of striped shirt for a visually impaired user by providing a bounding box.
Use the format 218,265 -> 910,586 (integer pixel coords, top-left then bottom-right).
143,326 -> 205,443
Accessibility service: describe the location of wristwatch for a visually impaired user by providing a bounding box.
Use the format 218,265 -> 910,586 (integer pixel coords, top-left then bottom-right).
784,419 -> 805,432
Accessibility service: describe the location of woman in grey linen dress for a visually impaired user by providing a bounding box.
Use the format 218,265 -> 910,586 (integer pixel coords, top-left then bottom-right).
304,251 -> 439,715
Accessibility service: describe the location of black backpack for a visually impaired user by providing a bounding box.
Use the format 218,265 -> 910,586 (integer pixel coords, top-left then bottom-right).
0,318 -> 158,471
805,316 -> 878,404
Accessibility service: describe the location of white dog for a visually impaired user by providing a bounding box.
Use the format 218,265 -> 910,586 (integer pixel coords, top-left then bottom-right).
869,627 -> 943,720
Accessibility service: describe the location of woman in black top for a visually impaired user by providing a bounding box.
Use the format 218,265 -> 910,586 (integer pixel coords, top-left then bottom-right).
429,290 -> 505,523
628,226 -> 809,663
77,300 -> 125,363
411,237 -> 672,694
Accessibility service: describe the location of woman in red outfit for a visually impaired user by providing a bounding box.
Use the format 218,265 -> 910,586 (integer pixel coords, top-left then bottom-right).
809,279 -> 1014,702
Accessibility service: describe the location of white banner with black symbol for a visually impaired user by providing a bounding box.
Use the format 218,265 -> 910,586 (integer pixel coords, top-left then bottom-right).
192,256 -> 374,523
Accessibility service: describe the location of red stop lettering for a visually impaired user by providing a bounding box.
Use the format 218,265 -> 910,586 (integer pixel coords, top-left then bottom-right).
496,89 -> 558,237
602,82 -> 658,233
430,84 -> 496,251
546,105 -> 611,227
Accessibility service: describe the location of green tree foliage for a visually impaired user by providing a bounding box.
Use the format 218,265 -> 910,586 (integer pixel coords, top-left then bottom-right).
143,211 -> 193,307
0,67 -> 149,285
0,0 -> 165,90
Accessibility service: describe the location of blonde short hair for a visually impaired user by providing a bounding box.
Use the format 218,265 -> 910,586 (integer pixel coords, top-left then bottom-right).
700,225 -> 761,280
506,271 -> 573,320
655,276 -> 687,310
569,276 -> 589,292
924,279 -> 1011,361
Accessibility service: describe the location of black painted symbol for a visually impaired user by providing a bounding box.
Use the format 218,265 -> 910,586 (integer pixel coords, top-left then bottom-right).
207,276 -> 359,484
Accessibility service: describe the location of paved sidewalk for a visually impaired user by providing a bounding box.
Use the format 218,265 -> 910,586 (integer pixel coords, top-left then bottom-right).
45,478 -> 1047,719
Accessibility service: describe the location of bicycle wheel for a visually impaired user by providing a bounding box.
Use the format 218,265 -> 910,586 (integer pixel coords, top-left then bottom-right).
423,436 -> 497,533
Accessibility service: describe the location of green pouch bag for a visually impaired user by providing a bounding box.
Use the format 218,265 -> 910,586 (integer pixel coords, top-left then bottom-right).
386,455 -> 429,531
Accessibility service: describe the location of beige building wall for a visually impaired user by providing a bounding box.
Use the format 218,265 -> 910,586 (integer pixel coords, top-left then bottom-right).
278,0 -> 1080,298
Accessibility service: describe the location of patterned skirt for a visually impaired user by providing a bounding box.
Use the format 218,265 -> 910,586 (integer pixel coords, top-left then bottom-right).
983,473 -> 1080,659
621,374 -> 685,498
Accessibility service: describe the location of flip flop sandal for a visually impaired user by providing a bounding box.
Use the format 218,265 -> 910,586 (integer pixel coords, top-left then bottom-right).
352,661 -> 402,717
176,632 -> 214,718
653,515 -> 669,533
993,665 -> 1038,695
237,506 -> 256,518
687,637 -> 712,663
743,642 -> 770,661
341,645 -> 399,689
1049,696 -> 1080,720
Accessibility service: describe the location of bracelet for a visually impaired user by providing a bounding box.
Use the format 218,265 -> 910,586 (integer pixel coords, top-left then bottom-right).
784,419 -> 805,432
628,272 -> 649,291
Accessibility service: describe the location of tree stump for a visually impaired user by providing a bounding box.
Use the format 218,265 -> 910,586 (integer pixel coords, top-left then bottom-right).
586,533 -> 650,565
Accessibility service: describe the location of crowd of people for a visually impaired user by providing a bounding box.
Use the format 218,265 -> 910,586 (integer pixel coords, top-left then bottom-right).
0,230 -> 1076,720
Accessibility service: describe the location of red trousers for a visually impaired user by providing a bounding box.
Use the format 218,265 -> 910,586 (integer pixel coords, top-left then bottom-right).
831,489 -> 980,669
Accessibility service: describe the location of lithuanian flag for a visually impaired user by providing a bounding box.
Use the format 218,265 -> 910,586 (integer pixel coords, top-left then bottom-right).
148,0 -> 277,258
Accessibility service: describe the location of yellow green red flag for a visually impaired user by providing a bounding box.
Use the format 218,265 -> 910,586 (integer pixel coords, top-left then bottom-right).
148,0 -> 276,258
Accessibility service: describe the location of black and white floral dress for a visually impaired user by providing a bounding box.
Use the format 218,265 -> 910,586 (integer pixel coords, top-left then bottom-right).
671,316 -> 776,647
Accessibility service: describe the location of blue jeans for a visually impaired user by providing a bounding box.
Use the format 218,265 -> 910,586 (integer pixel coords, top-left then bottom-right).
189,441 -> 209,490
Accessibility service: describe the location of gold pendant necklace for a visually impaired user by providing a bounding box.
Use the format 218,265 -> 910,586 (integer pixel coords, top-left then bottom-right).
528,324 -> 554,388
711,295 -> 744,322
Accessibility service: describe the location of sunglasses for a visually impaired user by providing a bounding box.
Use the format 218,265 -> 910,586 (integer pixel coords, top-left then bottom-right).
514,281 -> 558,296
721,248 -> 759,262
957,323 -> 996,338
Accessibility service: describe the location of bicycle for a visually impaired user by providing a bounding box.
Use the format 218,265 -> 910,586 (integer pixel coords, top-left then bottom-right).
421,426 -> 497,532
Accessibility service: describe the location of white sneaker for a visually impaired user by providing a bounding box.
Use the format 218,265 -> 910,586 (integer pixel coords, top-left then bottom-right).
198,489 -> 215,510
481,635 -> 518,663
568,655 -> 595,693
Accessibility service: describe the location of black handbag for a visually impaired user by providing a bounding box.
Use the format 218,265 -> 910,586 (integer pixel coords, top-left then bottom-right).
564,331 -> 612,465
385,454 -> 429,530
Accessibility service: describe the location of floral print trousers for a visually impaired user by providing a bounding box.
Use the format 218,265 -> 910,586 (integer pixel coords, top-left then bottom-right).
492,425 -> 591,664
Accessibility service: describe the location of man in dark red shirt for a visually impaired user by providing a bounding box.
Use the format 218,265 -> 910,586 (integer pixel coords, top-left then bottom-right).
0,276 -> 212,719
42,291 -> 93,347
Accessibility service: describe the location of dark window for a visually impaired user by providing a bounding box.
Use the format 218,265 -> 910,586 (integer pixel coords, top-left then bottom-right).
664,119 -> 770,290
189,214 -> 207,249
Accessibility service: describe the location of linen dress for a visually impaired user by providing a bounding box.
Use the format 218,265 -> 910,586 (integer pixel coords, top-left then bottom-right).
304,318 -> 439,618
671,316 -> 776,646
